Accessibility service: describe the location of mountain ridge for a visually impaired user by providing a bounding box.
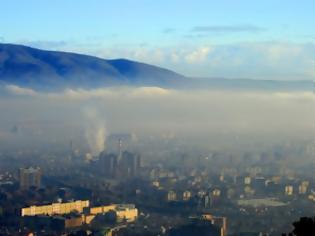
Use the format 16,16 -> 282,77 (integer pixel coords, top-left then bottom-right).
0,43 -> 313,92
0,43 -> 186,90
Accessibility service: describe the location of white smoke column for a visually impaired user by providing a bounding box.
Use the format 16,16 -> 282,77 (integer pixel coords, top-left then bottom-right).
83,108 -> 106,156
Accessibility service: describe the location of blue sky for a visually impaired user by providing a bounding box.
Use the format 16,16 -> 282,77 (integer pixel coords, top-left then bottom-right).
1,0 -> 315,80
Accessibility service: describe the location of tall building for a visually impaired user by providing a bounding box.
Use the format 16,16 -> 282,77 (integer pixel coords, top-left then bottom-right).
19,167 -> 42,190
118,138 -> 122,162
96,146 -> 141,179
98,152 -> 118,178
119,151 -> 141,178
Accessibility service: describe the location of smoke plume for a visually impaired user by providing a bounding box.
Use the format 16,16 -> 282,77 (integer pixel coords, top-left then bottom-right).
83,108 -> 106,156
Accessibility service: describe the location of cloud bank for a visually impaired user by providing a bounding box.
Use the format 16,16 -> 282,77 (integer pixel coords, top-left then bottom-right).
86,42 -> 315,80
16,40 -> 315,80
2,85 -> 315,149
5,84 -> 37,96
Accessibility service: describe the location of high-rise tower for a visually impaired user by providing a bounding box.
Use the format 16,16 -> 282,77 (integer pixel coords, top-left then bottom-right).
118,138 -> 122,162
19,167 -> 42,189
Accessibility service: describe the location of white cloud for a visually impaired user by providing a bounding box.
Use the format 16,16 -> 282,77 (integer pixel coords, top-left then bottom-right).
265,44 -> 302,62
5,85 -> 37,96
5,84 -> 315,104
184,47 -> 212,64
62,87 -> 171,100
274,91 -> 315,102
2,85 -> 315,151
129,87 -> 171,97
170,51 -> 180,63
4,85 -> 172,100
12,40 -> 315,79
77,41 -> 315,80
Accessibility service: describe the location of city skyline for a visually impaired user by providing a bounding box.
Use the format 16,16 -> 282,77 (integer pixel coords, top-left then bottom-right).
1,2 -> 315,235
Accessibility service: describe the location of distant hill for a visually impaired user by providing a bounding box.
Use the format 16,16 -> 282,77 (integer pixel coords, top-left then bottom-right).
0,43 -> 313,91
0,43 -> 186,90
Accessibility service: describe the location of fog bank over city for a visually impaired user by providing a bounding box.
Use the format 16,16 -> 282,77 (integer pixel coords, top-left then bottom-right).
0,84 -> 314,153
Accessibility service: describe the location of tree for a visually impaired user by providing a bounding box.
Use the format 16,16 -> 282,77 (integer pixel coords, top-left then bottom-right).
292,217 -> 315,236
283,217 -> 315,236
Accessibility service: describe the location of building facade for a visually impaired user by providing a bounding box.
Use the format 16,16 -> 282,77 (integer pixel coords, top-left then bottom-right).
19,167 -> 42,190
21,200 -> 90,216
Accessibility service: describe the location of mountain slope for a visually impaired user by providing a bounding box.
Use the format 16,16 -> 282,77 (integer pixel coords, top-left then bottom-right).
0,43 -> 313,92
0,43 -> 186,90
